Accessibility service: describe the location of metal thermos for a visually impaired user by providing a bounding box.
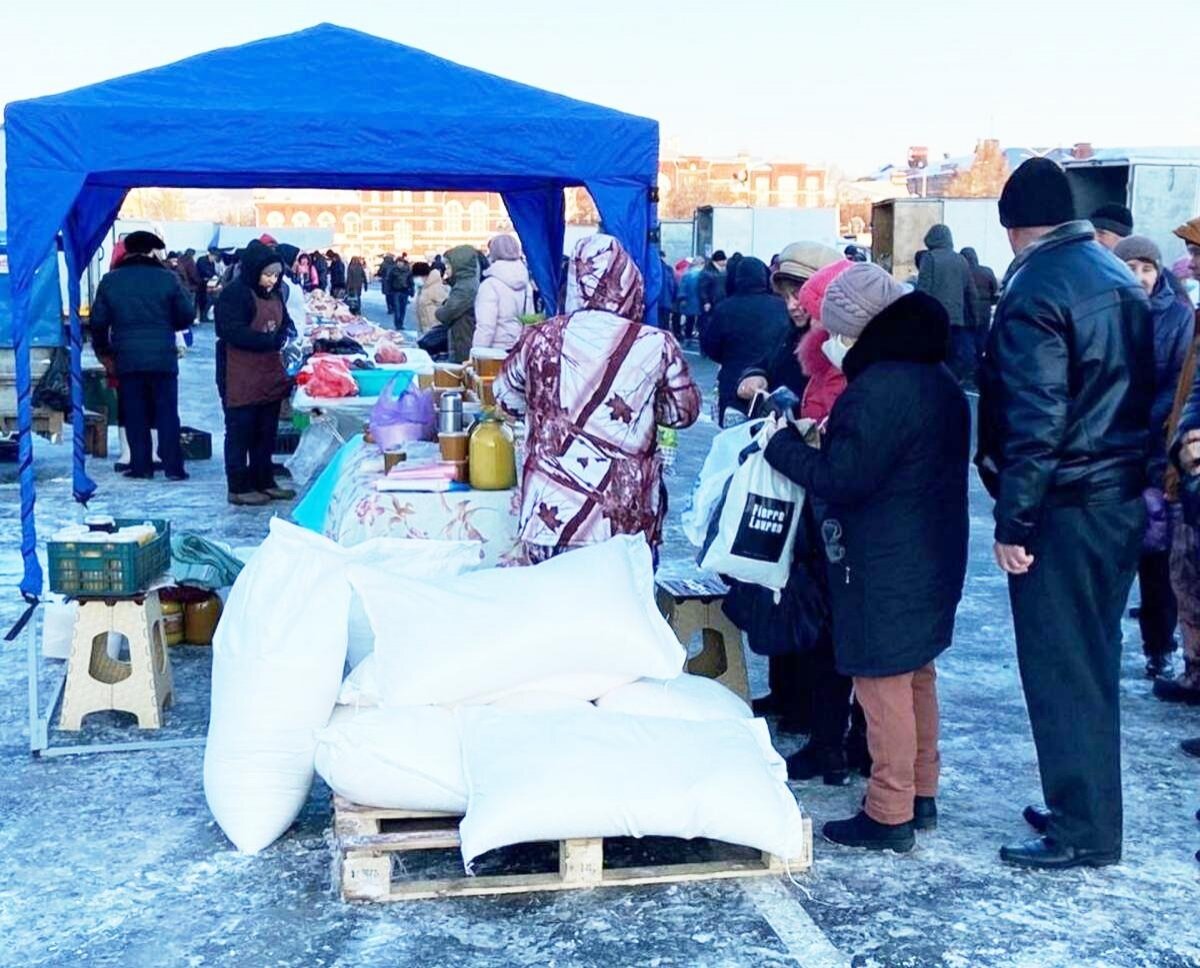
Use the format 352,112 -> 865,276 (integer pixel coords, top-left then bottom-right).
438,392 -> 464,434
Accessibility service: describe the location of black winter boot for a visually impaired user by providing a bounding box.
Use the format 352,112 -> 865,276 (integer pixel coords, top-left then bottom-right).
913,796 -> 938,831
823,811 -> 915,853
786,742 -> 849,786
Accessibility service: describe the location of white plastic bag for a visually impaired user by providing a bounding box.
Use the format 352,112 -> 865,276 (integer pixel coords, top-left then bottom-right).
347,535 -> 684,707
595,674 -> 752,721
285,413 -> 343,487
314,704 -> 467,813
204,520 -> 481,853
682,419 -> 766,547
457,707 -> 807,869
699,428 -> 804,593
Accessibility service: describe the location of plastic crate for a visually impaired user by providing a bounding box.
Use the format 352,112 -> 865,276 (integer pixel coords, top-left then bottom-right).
48,519 -> 172,598
180,427 -> 212,461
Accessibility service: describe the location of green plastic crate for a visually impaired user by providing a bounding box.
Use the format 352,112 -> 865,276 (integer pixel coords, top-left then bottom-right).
48,519 -> 172,599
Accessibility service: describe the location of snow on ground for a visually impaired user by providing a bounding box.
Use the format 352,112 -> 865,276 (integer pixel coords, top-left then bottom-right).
1,291 -> 1198,967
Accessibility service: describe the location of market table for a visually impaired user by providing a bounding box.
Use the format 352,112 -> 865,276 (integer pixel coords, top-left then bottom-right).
291,351 -> 436,420
293,435 -> 523,567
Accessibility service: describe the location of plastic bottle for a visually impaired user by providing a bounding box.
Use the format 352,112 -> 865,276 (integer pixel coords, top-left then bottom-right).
658,426 -> 678,477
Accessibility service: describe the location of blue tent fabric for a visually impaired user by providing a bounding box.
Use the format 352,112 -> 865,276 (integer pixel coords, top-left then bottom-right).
2,23 -> 660,599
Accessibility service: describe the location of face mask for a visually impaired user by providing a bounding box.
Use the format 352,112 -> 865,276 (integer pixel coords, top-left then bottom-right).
822,334 -> 853,371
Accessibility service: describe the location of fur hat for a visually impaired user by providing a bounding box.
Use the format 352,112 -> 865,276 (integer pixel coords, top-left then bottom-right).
821,263 -> 909,340
999,159 -> 1075,229
1090,204 -> 1133,239
123,230 -> 165,255
1174,217 -> 1200,249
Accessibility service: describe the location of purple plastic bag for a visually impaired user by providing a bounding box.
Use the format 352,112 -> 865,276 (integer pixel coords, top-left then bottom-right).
370,375 -> 435,448
1143,486 -> 1171,553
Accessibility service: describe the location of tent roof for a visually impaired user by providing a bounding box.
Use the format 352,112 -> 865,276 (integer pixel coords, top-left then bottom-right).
3,23 -> 658,190
2,23 -> 662,600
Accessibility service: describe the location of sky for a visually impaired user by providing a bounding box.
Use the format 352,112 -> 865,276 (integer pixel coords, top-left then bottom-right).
2,0 -> 1199,174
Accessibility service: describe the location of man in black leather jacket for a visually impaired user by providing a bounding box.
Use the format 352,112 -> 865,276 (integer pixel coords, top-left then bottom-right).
977,158 -> 1154,870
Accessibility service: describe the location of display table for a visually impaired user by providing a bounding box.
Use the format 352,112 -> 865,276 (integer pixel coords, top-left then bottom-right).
295,436 -> 522,567
291,352 -> 436,419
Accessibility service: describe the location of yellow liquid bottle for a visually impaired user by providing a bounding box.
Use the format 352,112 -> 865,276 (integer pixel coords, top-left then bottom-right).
468,413 -> 517,490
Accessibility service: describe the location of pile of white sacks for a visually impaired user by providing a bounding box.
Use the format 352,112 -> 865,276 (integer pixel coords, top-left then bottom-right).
203,520 -> 807,870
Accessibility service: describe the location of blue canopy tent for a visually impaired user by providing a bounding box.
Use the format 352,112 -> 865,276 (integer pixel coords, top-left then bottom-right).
3,23 -> 661,604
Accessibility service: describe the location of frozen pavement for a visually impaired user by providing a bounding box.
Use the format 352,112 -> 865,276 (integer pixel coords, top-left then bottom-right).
1,298 -> 1199,967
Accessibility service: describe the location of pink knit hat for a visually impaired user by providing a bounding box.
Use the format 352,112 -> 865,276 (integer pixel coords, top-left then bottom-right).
798,259 -> 852,320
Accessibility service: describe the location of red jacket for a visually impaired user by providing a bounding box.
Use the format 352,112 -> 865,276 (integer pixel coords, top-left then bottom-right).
797,325 -> 847,422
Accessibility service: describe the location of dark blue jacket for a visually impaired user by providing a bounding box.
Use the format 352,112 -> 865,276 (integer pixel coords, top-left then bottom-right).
700,258 -> 791,422
90,255 -> 195,375
977,222 -> 1154,546
1146,273 -> 1194,488
678,268 -> 703,316
764,292 -> 970,677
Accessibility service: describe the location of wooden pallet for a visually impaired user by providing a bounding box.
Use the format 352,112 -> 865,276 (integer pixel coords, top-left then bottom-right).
333,795 -> 813,902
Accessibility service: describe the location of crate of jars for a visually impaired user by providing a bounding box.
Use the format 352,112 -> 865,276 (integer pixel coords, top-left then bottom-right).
48,517 -> 172,598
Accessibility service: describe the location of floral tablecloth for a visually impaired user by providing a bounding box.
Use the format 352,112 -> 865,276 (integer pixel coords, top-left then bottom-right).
321,439 -> 522,567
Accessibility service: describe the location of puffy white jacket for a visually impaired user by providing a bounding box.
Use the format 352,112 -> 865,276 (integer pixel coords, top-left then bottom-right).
472,259 -> 531,352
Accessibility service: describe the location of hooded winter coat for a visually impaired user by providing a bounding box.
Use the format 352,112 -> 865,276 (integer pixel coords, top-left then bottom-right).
90,255 -> 196,376
764,291 -> 970,677
473,258 -> 532,352
435,246 -> 481,362
214,240 -> 292,407
416,269 -> 449,334
1146,271 -> 1195,488
699,257 -> 791,421
961,247 -> 999,329
917,225 -> 978,329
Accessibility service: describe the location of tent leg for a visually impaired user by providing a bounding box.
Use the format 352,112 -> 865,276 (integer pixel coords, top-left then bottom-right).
25,604 -> 52,756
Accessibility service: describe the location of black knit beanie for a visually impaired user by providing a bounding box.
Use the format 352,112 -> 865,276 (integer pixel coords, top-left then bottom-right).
998,159 -> 1076,229
1090,204 -> 1133,238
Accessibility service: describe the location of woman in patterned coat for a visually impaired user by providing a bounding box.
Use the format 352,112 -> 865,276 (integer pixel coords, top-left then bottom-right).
495,235 -> 701,562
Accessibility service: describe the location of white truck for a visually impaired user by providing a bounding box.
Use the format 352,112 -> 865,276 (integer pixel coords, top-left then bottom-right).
1063,151 -> 1200,265
693,205 -> 841,263
871,197 -> 1012,282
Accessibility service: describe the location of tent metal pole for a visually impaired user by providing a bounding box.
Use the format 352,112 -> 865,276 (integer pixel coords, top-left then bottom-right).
25,603 -> 50,755
38,738 -> 206,759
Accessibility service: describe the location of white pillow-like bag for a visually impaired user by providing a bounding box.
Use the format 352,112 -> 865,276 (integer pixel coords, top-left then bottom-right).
347,535 -> 684,708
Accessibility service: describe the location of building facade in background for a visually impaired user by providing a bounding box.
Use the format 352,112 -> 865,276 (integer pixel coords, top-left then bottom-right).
253,156 -> 832,262
252,189 -> 513,263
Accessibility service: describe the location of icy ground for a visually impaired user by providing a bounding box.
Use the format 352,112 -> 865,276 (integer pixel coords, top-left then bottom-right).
1,291 -> 1198,967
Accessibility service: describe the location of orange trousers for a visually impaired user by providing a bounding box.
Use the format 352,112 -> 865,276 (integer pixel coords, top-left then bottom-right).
853,662 -> 940,825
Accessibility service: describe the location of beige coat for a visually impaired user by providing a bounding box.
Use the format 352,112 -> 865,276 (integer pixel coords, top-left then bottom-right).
416,269 -> 449,334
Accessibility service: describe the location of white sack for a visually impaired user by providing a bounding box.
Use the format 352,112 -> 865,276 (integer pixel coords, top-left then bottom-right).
338,656 -> 617,709
699,430 -> 804,593
457,707 -> 806,868
348,535 -> 684,707
595,674 -> 752,721
204,519 -> 480,853
682,418 -> 766,547
314,704 -> 467,813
